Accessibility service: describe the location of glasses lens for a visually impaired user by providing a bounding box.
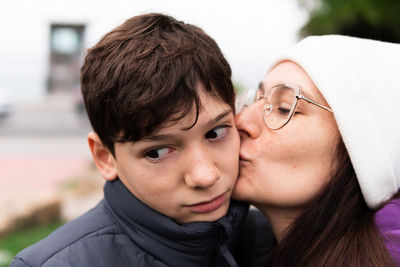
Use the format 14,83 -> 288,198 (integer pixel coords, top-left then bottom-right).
263,85 -> 296,129
235,88 -> 257,114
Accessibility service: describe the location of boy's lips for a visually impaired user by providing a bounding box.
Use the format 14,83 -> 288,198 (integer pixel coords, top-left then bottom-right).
186,192 -> 227,213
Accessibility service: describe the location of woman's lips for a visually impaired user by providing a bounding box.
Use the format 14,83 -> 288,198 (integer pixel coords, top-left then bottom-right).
186,193 -> 227,213
239,153 -> 250,165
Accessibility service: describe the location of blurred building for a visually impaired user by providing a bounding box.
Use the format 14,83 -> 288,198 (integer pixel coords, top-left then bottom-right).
48,24 -> 85,93
0,2 -> 133,102
0,1 -> 306,102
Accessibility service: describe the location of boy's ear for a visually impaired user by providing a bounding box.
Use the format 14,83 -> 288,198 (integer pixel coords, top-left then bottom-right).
87,132 -> 118,181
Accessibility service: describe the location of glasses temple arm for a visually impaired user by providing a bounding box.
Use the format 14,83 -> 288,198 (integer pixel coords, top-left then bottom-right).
298,95 -> 333,112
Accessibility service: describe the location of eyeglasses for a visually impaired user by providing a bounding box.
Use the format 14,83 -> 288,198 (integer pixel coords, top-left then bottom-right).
236,84 -> 332,130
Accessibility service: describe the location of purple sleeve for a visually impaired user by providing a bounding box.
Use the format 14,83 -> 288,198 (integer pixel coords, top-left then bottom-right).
374,197 -> 400,264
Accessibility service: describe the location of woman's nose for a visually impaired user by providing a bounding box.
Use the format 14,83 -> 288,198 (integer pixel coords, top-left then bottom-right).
235,102 -> 263,140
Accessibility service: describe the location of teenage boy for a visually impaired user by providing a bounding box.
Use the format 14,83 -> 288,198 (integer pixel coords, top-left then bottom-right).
10,13 -> 273,267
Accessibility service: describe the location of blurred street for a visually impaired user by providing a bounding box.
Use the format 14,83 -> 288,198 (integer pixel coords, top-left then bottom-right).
0,91 -> 92,191
0,92 -> 103,236
0,92 -> 90,138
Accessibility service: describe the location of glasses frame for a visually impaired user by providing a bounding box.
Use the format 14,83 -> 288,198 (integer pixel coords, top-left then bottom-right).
257,83 -> 333,130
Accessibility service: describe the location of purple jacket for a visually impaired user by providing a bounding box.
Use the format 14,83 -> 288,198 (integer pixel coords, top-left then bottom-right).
375,197 -> 400,264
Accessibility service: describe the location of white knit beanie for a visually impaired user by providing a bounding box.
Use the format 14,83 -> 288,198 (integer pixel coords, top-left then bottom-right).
267,35 -> 400,209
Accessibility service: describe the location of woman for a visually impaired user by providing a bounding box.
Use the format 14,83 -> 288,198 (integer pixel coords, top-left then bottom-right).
233,35 -> 400,266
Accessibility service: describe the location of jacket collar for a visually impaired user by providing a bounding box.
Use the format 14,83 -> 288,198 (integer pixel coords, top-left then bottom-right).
104,179 -> 248,266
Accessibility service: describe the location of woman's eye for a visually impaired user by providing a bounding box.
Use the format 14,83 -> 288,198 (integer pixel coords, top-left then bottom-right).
205,126 -> 231,141
145,147 -> 174,162
277,101 -> 292,115
277,107 -> 291,115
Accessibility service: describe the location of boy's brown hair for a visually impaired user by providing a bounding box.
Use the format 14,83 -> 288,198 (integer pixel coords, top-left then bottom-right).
81,13 -> 234,154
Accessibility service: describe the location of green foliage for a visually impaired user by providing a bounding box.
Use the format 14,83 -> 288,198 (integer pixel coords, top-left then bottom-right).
233,81 -> 245,93
300,0 -> 400,43
0,221 -> 64,267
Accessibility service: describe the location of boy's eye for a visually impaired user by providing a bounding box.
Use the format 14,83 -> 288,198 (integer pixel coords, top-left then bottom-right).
205,126 -> 231,141
145,147 -> 174,162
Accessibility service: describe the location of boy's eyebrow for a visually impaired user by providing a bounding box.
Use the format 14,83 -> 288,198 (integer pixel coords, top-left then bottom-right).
140,109 -> 232,142
140,133 -> 177,142
202,109 -> 232,130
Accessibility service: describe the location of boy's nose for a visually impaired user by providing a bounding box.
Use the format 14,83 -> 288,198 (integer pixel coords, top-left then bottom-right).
184,148 -> 220,188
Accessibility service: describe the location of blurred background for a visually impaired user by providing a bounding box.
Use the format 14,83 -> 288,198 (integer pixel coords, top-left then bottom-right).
0,0 -> 399,265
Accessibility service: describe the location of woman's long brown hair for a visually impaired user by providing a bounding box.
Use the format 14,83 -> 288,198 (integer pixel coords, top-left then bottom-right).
266,140 -> 396,266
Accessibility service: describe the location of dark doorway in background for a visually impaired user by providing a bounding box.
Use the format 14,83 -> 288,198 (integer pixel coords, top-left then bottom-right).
47,24 -> 85,93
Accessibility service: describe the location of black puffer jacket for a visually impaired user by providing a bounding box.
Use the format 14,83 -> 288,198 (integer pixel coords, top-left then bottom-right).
10,179 -> 252,267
